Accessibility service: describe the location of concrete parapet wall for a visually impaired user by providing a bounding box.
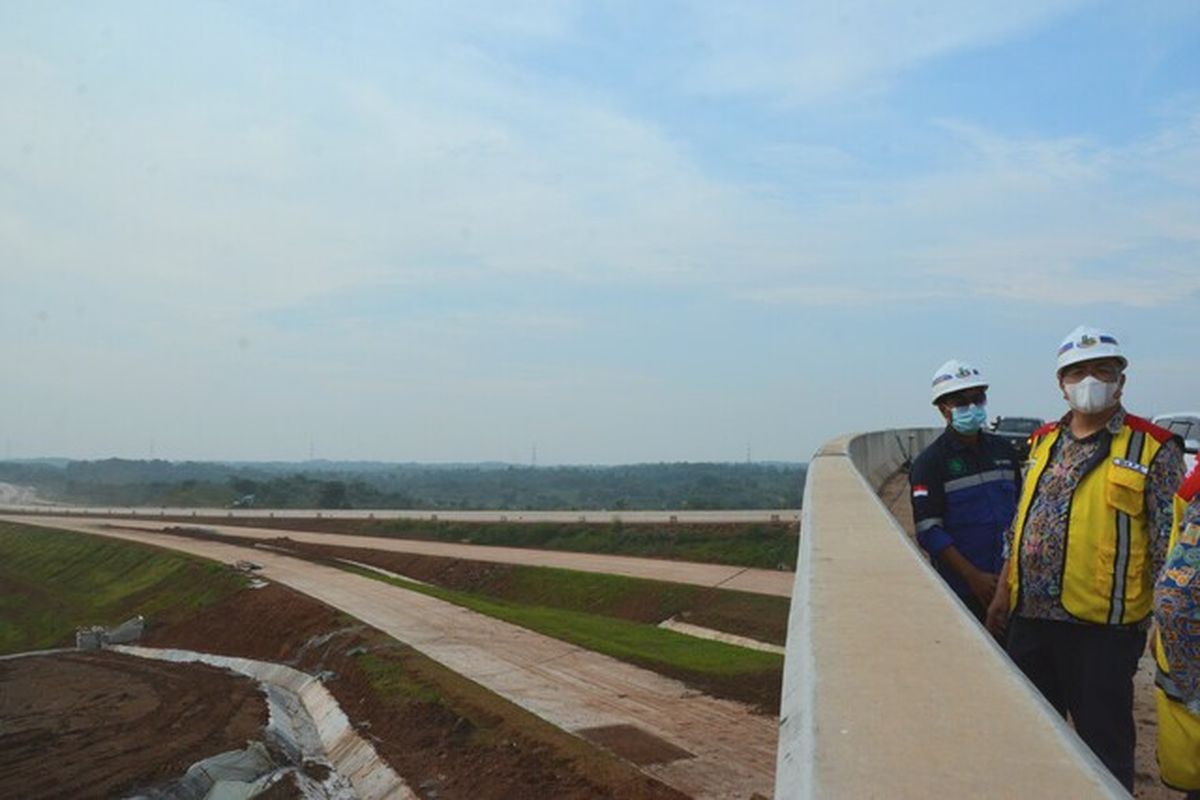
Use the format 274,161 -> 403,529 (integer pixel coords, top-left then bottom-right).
843,428 -> 938,491
775,428 -> 1126,799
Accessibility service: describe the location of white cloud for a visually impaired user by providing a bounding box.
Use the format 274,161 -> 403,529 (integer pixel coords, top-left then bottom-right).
1,2 -> 1196,462
733,110 -> 1200,309
678,0 -> 1089,103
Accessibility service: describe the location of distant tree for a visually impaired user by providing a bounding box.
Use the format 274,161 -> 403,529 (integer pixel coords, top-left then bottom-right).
318,480 -> 349,509
229,477 -> 259,496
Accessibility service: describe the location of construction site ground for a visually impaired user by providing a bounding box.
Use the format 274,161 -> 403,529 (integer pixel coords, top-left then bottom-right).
4,517 -> 778,799
153,524 -> 789,663
0,651 -> 269,800
64,514 -> 796,597
878,471 -> 1175,800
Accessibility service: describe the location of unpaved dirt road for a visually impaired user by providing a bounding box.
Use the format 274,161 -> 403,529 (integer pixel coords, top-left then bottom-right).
12,517 -> 778,800
29,515 -> 794,598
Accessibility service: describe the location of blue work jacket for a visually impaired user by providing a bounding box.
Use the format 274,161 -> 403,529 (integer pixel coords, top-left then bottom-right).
909,428 -> 1019,604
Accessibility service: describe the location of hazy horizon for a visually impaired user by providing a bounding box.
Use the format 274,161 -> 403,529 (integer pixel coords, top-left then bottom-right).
4,3 -> 1198,464
0,454 -> 806,468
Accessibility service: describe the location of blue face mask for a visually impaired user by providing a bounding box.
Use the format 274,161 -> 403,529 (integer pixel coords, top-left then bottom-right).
951,403 -> 988,434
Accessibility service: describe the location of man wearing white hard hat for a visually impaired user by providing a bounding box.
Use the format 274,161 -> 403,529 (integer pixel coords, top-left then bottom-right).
986,325 -> 1185,791
909,360 -> 1019,621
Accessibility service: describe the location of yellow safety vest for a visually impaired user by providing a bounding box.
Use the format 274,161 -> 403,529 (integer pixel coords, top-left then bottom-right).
1008,415 -> 1170,625
1154,471 -> 1200,791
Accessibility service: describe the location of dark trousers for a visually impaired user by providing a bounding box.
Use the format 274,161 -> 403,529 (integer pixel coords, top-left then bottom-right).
1006,616 -> 1146,792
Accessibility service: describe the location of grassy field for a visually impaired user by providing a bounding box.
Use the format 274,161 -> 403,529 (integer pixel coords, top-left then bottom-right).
495,565 -> 789,639
160,514 -> 801,569
0,521 -> 244,654
342,563 -> 783,683
376,519 -> 800,569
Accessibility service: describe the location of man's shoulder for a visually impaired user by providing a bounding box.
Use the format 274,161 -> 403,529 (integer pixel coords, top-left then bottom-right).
1030,420 -> 1059,441
1179,463 -> 1200,504
978,432 -> 1019,464
1124,413 -> 1175,445
978,430 -> 1012,449
911,433 -> 948,477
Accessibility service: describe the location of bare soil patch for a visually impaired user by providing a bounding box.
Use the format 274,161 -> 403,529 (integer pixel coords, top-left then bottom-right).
0,651 -> 267,800
144,582 -> 687,800
577,725 -> 696,766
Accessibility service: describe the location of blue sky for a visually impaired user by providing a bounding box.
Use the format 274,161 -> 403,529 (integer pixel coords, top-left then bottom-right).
2,1 -> 1198,463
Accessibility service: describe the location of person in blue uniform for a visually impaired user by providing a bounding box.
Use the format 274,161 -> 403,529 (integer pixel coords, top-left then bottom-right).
909,359 -> 1019,621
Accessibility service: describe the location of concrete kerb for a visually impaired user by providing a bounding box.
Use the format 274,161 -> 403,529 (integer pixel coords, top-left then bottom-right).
775,428 -> 1128,799
774,447 -> 823,798
111,645 -> 415,800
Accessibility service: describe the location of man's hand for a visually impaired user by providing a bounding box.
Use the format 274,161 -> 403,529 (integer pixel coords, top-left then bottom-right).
985,579 -> 1009,636
967,569 -> 998,610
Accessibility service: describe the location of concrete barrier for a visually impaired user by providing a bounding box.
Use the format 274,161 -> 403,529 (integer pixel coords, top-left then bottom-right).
775,428 -> 1126,799
112,645 -> 414,799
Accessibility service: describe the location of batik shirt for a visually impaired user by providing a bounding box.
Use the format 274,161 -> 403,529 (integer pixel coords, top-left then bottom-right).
1008,408 -> 1184,625
1156,490 -> 1200,711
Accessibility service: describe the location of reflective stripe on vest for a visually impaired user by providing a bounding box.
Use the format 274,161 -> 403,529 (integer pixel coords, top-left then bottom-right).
1009,420 -> 1166,625
943,469 -> 1012,494
1110,428 -> 1145,624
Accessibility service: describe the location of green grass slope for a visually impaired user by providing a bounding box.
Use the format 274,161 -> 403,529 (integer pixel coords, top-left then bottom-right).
376,519 -> 800,569
0,522 -> 244,654
343,565 -> 782,678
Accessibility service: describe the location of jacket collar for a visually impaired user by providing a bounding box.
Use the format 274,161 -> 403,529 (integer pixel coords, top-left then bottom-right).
1056,406 -> 1126,439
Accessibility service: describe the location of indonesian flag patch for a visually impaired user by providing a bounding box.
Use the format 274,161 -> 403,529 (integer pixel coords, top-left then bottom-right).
912,485 -> 929,498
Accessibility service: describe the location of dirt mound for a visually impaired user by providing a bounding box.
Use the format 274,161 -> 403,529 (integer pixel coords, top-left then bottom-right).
0,651 -> 267,800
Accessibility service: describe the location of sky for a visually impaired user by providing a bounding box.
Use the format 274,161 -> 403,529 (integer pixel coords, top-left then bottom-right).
2,1 -> 1198,464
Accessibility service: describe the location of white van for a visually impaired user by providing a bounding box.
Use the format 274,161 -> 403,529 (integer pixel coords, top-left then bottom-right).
1152,413 -> 1200,475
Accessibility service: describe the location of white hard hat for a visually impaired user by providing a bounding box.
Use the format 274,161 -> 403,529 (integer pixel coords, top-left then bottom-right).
1056,325 -> 1127,372
930,359 -> 988,404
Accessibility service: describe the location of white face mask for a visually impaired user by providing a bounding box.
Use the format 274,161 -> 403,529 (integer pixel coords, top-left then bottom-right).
1064,375 -> 1120,414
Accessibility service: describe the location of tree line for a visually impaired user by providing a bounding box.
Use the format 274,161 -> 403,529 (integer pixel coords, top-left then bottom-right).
0,459 -> 806,510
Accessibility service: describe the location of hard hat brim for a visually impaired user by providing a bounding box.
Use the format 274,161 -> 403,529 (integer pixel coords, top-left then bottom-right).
932,380 -> 989,405
1056,351 -> 1128,372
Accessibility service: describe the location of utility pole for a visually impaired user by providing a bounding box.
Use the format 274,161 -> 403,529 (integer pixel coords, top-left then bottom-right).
531,443 -> 537,468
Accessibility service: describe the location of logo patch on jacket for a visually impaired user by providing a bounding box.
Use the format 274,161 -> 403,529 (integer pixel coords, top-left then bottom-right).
947,457 -> 966,476
912,485 -> 929,498
1112,458 -> 1149,475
